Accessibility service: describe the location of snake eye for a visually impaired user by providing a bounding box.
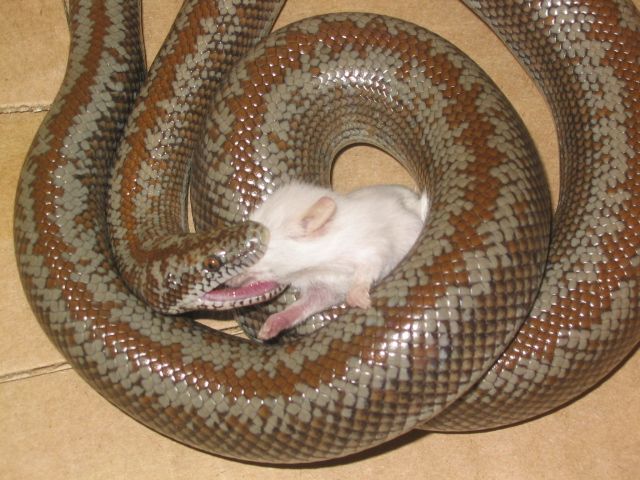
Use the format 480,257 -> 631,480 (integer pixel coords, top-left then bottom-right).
204,255 -> 224,271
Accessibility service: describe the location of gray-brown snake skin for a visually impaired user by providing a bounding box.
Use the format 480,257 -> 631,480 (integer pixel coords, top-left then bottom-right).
14,0 -> 640,464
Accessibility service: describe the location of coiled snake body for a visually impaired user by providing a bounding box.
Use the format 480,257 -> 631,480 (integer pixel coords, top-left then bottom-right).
14,0 -> 640,463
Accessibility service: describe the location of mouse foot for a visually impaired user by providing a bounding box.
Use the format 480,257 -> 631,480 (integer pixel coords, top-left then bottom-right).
258,308 -> 303,340
346,284 -> 371,309
257,286 -> 340,340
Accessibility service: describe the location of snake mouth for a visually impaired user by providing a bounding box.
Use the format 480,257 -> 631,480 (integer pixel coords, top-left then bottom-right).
202,281 -> 285,309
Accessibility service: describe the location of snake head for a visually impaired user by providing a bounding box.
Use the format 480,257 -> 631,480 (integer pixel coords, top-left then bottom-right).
139,221 -> 285,314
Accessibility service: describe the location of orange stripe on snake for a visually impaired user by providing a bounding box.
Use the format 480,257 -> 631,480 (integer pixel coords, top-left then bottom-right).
14,0 -> 639,463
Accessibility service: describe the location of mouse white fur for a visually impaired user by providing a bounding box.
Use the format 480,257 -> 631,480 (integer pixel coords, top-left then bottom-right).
230,181 -> 428,340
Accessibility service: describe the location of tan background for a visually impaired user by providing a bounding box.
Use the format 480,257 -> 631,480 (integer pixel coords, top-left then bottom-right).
1,1 -> 638,478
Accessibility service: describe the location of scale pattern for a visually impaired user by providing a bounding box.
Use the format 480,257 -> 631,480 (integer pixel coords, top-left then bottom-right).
13,0 -> 640,463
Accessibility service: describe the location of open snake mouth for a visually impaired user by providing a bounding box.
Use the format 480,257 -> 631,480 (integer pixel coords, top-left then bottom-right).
202,281 -> 285,309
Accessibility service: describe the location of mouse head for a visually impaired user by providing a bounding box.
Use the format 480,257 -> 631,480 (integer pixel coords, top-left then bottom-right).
229,188 -> 338,287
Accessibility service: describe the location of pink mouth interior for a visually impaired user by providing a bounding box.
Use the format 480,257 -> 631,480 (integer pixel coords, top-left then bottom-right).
203,281 -> 281,302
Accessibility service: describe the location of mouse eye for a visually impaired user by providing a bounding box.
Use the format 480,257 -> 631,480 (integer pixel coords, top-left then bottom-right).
204,255 -> 224,271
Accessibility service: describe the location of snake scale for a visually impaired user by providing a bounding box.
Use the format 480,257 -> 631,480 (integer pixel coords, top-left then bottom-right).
13,0 -> 639,464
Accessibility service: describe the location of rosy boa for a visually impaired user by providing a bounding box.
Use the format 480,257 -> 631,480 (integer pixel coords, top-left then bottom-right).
14,0 -> 640,464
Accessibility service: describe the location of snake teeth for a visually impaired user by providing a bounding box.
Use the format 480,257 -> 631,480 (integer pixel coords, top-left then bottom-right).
201,280 -> 286,310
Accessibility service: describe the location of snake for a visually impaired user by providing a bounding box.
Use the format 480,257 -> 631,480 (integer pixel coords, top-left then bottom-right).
13,0 -> 639,464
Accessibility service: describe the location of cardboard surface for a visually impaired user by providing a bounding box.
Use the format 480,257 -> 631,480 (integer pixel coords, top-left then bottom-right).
1,1 -> 638,478
0,113 -> 64,376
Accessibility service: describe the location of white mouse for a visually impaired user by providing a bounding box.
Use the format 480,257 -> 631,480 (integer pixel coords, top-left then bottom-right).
227,181 -> 428,340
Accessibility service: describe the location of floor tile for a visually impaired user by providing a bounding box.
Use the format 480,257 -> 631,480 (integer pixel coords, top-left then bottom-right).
0,0 -> 183,111
1,356 -> 637,479
1,1 -> 638,478
0,112 -> 63,377
0,0 -> 68,110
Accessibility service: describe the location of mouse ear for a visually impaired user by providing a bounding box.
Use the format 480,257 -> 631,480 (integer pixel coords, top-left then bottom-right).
297,196 -> 336,236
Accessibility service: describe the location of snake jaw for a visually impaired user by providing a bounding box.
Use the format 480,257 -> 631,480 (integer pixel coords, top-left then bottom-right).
190,227 -> 283,311
201,280 -> 286,310
139,224 -> 274,314
196,228 -> 289,309
199,255 -> 286,310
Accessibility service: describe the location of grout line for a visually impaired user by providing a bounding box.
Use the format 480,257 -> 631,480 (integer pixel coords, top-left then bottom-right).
0,362 -> 71,384
0,105 -> 50,114
1,325 -> 246,385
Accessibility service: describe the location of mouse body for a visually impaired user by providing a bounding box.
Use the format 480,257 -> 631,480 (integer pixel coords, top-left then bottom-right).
229,181 -> 428,340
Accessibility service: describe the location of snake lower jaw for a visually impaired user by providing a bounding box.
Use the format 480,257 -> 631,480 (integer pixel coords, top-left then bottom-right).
199,280 -> 286,310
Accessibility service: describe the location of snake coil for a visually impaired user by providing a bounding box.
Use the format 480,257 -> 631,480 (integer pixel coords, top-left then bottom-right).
14,0 -> 640,464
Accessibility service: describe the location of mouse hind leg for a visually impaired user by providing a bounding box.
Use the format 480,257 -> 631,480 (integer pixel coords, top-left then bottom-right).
258,285 -> 341,340
346,263 -> 382,309
346,282 -> 371,309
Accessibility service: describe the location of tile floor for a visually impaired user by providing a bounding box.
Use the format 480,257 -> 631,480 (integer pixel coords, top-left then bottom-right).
1,1 -> 638,478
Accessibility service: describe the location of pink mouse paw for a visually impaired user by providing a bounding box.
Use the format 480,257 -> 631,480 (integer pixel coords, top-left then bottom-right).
346,284 -> 371,309
258,311 -> 298,340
